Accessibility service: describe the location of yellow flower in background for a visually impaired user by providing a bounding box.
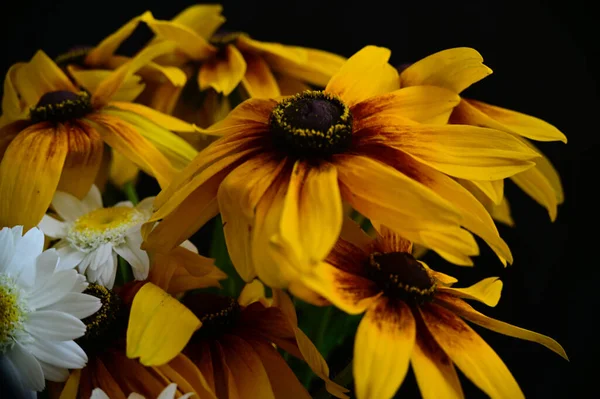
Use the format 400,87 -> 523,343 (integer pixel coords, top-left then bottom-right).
127,280 -> 348,399
138,4 -> 346,126
144,45 -> 540,289
298,221 -> 567,399
400,48 -> 567,221
0,44 -> 198,230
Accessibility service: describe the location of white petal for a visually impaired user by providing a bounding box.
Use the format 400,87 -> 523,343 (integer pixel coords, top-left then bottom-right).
25,310 -> 87,341
114,200 -> 134,208
38,359 -> 70,382
82,185 -> 103,210
55,244 -> 86,271
27,270 -> 86,309
157,384 -> 178,399
91,389 -> 111,399
0,226 -> 16,272
77,252 -> 95,274
5,227 -> 44,287
87,252 -> 118,288
28,249 -> 60,294
27,339 -> 87,369
0,354 -> 37,398
43,292 -> 101,319
52,191 -> 89,221
135,196 -> 155,215
6,341 -> 45,391
179,239 -> 198,254
114,235 -> 149,281
128,394 -> 146,399
38,215 -> 68,239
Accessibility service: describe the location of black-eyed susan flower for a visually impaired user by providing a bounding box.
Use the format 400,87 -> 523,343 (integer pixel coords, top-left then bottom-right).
57,247 -> 225,399
127,280 -> 348,398
144,45 -> 540,289
298,221 -> 568,399
399,47 -> 567,221
0,226 -> 101,392
0,45 -> 199,231
136,5 -> 346,126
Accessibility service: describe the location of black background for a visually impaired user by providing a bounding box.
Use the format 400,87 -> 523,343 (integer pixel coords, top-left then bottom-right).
0,0 -> 596,397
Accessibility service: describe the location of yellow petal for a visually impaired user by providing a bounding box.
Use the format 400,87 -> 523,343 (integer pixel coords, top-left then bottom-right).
68,67 -> 145,103
109,101 -> 195,132
141,80 -> 184,116
1,63 -> 29,124
362,122 -> 540,180
0,123 -> 67,230
400,47 -> 492,93
92,41 -> 178,107
15,51 -> 77,106
439,277 -> 503,307
453,99 -> 567,143
158,355 -> 217,399
241,53 -> 281,98
58,369 -> 81,399
238,280 -> 268,307
109,149 -> 140,187
340,217 -> 374,252
438,294 -> 568,360
100,107 -> 197,170
236,35 -> 307,65
458,179 -> 504,205
86,12 -> 152,66
491,197 -> 515,227
352,86 -> 461,125
276,75 -> 312,96
198,44 -> 247,95
56,121 -> 105,199
419,302 -> 524,399
266,47 -> 347,87
326,46 -> 399,107
411,319 -> 464,399
127,282 -> 201,366
89,113 -> 176,188
354,298 -> 416,399
218,155 -> 288,281
171,4 -> 225,38
141,12 -> 216,61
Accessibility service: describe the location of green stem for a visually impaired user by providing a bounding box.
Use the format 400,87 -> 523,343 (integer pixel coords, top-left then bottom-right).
123,181 -> 139,205
316,306 -> 333,351
314,361 -> 353,399
118,256 -> 133,284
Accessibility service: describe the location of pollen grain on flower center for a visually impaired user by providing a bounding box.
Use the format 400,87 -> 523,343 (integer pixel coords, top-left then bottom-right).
269,90 -> 353,158
30,90 -> 93,123
184,293 -> 241,339
77,283 -> 123,353
0,275 -> 27,352
67,207 -> 145,252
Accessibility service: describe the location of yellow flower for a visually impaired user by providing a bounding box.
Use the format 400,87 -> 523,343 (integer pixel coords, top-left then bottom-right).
137,5 -> 346,126
400,47 -> 567,221
57,247 -> 225,399
127,280 -> 348,399
298,220 -> 567,399
144,45 -> 540,289
0,45 -> 198,230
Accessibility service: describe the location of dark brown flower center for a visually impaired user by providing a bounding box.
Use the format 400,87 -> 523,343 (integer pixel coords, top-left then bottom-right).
368,252 -> 436,303
30,90 -> 92,123
76,283 -> 123,354
184,293 -> 241,339
54,46 -> 92,67
269,90 -> 353,158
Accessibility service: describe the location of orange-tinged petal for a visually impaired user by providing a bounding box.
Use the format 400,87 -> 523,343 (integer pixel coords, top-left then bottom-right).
171,4 -> 225,39
58,369 -> 81,399
68,67 -> 145,103
0,123 -> 68,230
85,12 -> 152,66
0,120 -> 28,158
218,155 -> 289,281
373,224 -> 413,253
127,283 -> 201,366
198,44 -> 247,95
160,355 -> 217,399
141,12 -> 217,61
266,47 -> 346,87
241,53 -> 281,98
339,217 -> 373,252
1,63 -> 29,124
439,277 -> 503,307
15,51 -> 77,106
419,302 -> 524,399
453,98 -> 567,143
352,86 -> 461,126
354,298 -> 416,399
326,46 -> 399,107
400,47 -> 492,93
411,315 -> 464,399
109,101 -> 195,132
438,294 -> 568,360
89,113 -> 177,188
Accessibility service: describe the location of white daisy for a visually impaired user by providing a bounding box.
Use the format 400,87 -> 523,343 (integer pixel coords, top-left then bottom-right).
0,226 -> 101,392
90,383 -> 194,399
39,185 -> 155,289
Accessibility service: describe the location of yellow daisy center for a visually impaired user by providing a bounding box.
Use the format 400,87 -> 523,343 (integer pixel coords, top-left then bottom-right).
67,207 -> 145,252
269,90 -> 353,158
0,275 -> 27,353
368,252 -> 436,303
184,294 -> 240,339
30,90 -> 92,123
76,283 -> 122,353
